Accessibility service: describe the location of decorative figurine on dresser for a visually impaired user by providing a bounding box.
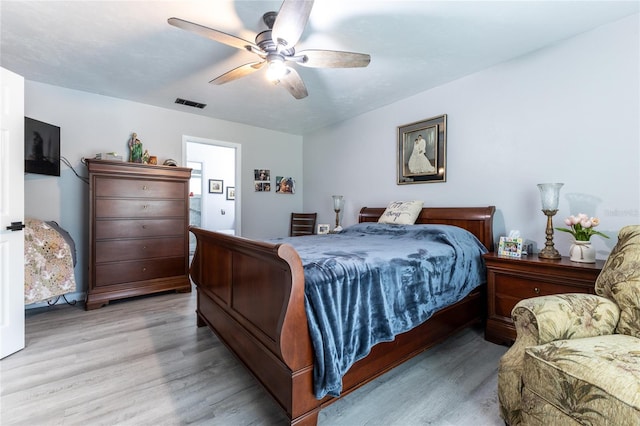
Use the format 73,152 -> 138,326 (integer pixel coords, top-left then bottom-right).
85,159 -> 192,310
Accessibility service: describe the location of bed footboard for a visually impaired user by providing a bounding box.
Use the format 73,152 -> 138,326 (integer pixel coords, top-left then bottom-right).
189,227 -> 320,424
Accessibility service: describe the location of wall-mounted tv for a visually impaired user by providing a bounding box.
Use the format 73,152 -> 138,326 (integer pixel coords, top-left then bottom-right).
25,117 -> 60,176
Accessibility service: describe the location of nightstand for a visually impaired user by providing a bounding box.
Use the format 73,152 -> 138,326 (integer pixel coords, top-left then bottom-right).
483,252 -> 605,345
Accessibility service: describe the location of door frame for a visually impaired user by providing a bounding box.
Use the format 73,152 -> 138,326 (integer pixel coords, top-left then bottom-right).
182,135 -> 241,236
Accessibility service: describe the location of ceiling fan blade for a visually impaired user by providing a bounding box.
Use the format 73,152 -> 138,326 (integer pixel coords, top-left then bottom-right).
278,67 -> 308,99
168,17 -> 259,52
210,61 -> 265,85
296,50 -> 371,68
272,0 -> 314,48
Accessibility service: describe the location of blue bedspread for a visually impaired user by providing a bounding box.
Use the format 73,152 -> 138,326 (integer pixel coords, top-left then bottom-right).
270,223 -> 488,399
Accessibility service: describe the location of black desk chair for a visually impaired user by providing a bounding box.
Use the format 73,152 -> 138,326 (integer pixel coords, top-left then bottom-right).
289,213 -> 317,237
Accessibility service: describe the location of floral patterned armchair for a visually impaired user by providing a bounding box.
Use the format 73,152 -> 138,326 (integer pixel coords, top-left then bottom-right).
498,225 -> 640,425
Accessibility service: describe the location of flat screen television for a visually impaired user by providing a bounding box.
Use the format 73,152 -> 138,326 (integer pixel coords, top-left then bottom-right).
25,117 -> 60,176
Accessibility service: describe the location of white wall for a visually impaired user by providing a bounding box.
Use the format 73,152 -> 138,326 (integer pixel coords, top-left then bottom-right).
303,14 -> 640,259
24,83 -> 303,304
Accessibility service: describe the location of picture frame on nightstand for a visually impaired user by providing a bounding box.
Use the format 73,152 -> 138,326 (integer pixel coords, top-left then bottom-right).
317,224 -> 330,235
498,236 -> 523,258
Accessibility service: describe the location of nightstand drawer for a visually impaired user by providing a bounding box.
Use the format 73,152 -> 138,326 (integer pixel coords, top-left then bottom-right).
494,274 -> 591,299
493,278 -> 590,319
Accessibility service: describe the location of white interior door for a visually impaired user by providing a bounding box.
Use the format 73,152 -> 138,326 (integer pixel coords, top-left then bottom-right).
0,67 -> 25,359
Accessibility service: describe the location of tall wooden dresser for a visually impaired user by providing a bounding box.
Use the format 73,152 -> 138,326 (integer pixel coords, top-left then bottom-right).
86,159 -> 192,310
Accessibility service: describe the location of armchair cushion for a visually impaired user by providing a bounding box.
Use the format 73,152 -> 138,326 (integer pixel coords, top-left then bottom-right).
522,334 -> 640,425
595,225 -> 640,338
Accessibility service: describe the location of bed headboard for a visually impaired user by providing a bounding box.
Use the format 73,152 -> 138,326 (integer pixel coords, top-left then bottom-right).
358,206 -> 496,251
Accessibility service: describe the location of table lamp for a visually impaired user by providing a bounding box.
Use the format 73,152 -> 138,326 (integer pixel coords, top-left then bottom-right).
537,183 -> 563,259
332,195 -> 343,231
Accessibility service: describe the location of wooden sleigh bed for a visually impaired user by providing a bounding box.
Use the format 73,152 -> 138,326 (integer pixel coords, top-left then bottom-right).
189,206 -> 495,425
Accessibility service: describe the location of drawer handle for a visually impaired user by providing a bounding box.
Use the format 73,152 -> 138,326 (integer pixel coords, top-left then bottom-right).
142,225 -> 147,229
143,205 -> 148,209
142,267 -> 147,272
143,246 -> 147,250
142,185 -> 148,190
534,287 -> 540,295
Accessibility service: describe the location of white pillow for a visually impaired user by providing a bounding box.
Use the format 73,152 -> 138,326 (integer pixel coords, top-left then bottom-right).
378,201 -> 424,225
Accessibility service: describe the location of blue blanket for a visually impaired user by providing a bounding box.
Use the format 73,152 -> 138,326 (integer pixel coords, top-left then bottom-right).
271,223 -> 488,399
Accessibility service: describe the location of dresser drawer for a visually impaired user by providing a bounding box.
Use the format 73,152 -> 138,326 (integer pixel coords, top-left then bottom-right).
95,199 -> 185,218
95,219 -> 185,239
96,237 -> 185,263
95,257 -> 186,287
95,177 -> 185,199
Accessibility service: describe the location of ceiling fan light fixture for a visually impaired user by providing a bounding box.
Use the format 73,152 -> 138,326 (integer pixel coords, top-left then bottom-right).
266,57 -> 287,82
169,0 -> 370,99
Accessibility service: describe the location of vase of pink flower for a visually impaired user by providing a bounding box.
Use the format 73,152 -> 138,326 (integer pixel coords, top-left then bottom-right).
555,213 -> 609,263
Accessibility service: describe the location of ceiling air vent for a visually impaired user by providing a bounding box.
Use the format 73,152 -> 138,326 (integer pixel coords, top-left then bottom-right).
175,98 -> 206,109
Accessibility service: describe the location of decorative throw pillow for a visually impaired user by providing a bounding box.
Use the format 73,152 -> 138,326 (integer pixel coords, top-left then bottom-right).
378,200 -> 424,225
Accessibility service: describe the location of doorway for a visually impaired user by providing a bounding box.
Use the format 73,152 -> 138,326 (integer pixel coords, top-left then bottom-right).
184,136 -> 241,245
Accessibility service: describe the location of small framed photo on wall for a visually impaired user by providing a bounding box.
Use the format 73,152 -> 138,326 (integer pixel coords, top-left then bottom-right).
226,186 -> 235,200
209,179 -> 223,194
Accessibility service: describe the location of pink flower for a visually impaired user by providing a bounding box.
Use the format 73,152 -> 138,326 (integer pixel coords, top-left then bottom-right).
555,213 -> 609,241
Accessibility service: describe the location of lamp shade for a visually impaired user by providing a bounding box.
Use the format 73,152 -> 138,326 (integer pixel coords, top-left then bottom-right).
537,183 -> 563,210
332,195 -> 343,211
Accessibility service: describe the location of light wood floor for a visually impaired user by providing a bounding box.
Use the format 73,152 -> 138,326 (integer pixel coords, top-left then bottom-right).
1,289 -> 508,425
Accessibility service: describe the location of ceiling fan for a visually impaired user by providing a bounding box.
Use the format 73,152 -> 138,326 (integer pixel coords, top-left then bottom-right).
168,0 -> 370,99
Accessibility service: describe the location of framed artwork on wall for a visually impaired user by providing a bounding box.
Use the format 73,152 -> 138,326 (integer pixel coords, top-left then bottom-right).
254,168 -> 271,192
397,114 -> 447,184
275,176 -> 295,194
226,186 -> 235,200
208,179 -> 223,194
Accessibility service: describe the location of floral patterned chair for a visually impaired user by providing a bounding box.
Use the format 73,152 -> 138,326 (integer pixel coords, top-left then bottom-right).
498,225 -> 640,425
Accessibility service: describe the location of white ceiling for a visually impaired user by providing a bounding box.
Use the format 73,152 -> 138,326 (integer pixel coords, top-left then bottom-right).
1,1 -> 638,135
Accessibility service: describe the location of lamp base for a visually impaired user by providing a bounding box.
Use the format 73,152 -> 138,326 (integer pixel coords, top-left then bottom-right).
539,209 -> 561,260
538,247 -> 561,259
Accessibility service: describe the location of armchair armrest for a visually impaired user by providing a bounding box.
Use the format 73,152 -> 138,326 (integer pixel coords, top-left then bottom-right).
512,293 -> 620,346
